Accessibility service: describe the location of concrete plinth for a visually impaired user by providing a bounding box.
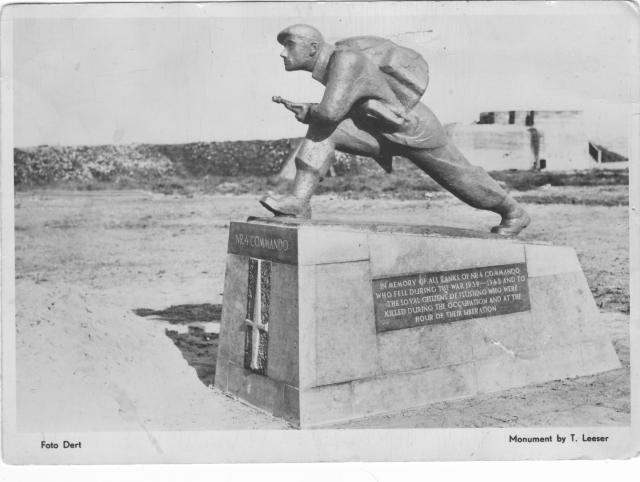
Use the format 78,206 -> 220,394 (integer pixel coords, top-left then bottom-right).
214,218 -> 620,428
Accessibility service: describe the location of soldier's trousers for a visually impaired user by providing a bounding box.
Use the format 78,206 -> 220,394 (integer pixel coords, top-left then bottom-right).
296,104 -> 512,212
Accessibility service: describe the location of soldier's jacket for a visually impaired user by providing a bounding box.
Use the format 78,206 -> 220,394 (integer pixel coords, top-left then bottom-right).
308,38 -> 448,151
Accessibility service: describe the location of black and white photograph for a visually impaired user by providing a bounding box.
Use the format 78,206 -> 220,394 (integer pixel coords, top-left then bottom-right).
1,0 -> 638,464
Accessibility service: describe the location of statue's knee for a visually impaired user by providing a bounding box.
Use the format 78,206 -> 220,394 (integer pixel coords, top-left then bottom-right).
306,122 -> 339,142
297,140 -> 336,174
294,157 -> 320,174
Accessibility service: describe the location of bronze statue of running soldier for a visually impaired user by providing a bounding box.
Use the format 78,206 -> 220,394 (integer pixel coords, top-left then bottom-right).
260,24 -> 530,236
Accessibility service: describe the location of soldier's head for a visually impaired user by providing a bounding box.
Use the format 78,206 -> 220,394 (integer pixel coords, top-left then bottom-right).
277,24 -> 325,72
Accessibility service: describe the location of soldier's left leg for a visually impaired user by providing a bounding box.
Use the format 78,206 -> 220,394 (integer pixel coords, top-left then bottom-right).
391,102 -> 529,235
404,142 -> 530,235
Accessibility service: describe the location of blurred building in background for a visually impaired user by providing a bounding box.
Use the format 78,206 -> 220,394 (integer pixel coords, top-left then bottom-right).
446,110 -> 627,171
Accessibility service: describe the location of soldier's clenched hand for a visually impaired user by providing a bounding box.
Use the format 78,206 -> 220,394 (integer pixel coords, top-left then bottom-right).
272,96 -> 311,124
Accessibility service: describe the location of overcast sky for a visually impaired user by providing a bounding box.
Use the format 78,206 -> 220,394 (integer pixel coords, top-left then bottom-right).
6,1 -> 638,151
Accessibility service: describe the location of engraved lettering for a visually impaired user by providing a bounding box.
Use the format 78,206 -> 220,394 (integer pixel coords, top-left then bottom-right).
373,263 -> 531,332
228,223 -> 298,265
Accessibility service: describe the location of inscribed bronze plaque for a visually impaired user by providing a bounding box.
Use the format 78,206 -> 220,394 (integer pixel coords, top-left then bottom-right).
228,222 -> 298,265
372,263 -> 530,333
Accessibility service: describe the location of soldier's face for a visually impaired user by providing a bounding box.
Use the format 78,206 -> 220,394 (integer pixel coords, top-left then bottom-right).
280,37 -> 317,71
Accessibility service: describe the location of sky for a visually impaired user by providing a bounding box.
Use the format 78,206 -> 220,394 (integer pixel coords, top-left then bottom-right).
6,1 -> 639,151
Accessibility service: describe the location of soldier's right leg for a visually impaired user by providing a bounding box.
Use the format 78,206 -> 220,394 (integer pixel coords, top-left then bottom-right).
260,120 -> 382,218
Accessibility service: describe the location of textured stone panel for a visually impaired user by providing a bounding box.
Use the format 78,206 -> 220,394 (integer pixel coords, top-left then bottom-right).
528,344 -> 587,383
216,254 -> 249,368
314,261 -> 378,386
243,259 -> 270,375
368,234 -> 525,277
282,384 -> 301,423
376,320 -> 476,374
297,265 -> 317,389
470,310 -> 538,361
260,260 -> 271,324
474,353 -> 537,394
528,272 -> 605,347
226,363 -> 284,415
350,363 -> 477,418
525,244 -> 582,277
243,328 -> 269,375
266,263 -> 299,386
298,226 -> 369,265
299,382 -> 353,427
578,340 -> 621,374
214,359 -> 230,391
474,344 -> 584,394
245,258 -> 258,322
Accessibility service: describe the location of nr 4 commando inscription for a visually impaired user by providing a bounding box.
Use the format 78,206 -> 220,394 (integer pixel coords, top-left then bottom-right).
372,263 -> 530,333
227,222 -> 298,265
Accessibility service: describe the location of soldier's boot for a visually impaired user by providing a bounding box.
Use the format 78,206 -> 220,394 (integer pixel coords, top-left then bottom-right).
259,162 -> 320,218
490,196 -> 531,236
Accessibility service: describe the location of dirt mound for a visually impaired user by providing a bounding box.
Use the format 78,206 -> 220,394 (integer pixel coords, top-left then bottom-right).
16,280 -> 286,431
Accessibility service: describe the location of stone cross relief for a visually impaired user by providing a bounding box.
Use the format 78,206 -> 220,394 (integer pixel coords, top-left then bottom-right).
244,258 -> 271,374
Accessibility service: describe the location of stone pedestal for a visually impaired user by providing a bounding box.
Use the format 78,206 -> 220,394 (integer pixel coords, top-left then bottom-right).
214,218 -> 620,428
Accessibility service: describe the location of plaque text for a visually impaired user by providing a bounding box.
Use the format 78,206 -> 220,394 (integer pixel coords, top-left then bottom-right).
372,263 -> 531,332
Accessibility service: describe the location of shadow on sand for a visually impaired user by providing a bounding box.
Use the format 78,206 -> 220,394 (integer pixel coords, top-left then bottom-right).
134,303 -> 222,387
132,303 -> 222,323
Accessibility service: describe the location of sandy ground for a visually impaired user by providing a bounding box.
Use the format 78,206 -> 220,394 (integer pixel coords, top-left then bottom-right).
13,189 -> 629,431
